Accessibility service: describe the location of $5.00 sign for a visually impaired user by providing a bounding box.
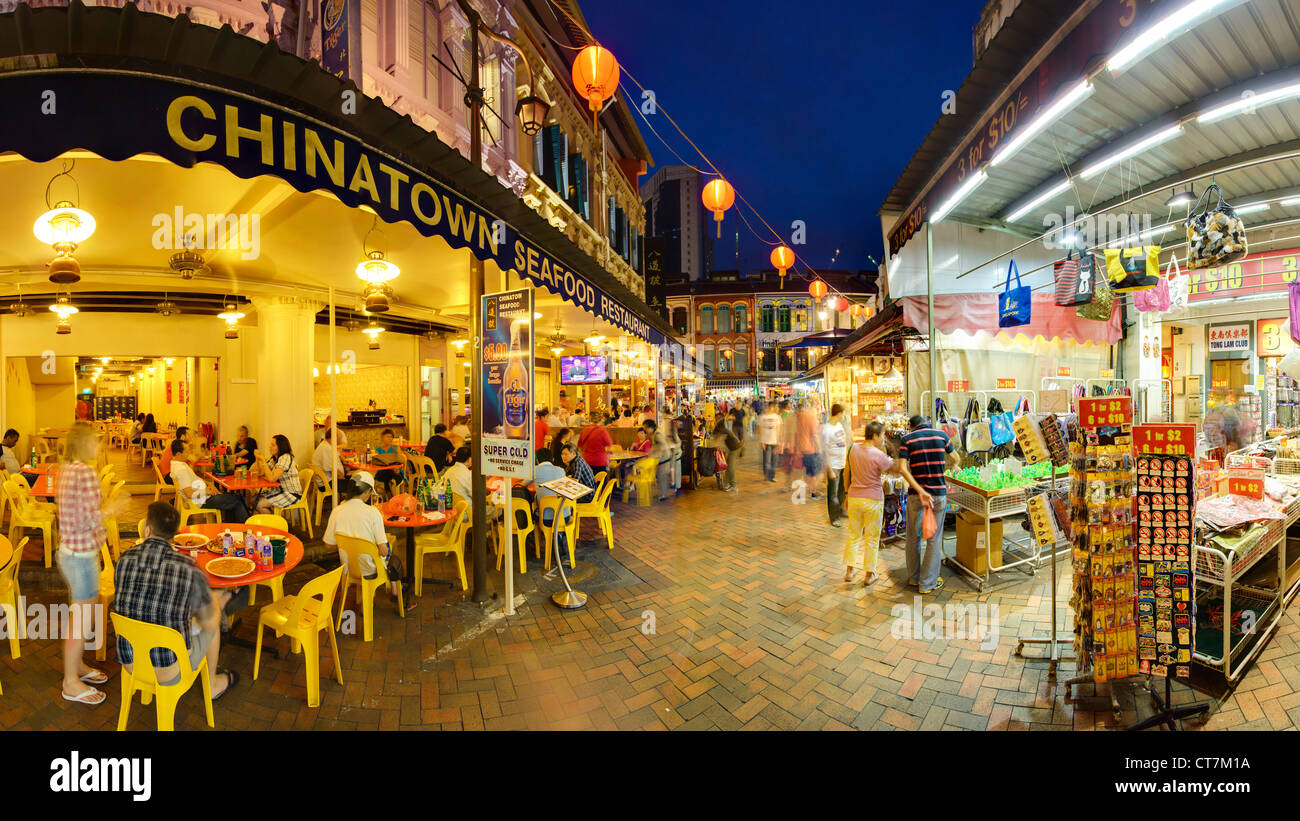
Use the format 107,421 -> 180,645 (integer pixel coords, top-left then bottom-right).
1133,424 -> 1195,456
1077,397 -> 1132,429
1228,468 -> 1265,500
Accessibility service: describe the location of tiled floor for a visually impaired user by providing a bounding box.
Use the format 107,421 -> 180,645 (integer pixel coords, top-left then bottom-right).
4,445 -> 1300,730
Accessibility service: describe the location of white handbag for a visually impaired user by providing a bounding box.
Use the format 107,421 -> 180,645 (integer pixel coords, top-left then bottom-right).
1166,252 -> 1188,311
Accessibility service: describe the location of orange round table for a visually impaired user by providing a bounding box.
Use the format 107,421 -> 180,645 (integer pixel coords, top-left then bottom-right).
383,509 -> 454,585
178,522 -> 304,589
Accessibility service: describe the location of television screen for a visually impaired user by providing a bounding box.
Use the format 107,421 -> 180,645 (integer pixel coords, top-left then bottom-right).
560,355 -> 608,385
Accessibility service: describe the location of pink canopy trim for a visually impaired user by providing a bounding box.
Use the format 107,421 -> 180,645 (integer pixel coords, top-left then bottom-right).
902,294 -> 1120,346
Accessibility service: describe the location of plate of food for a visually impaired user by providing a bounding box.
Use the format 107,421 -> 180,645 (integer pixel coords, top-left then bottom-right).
173,533 -> 209,549
207,556 -> 256,579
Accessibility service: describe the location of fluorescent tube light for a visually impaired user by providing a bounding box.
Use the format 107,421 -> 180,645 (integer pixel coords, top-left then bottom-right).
932,169 -> 988,223
1080,125 -> 1183,179
1109,0 -> 1237,74
990,81 -> 1093,168
1007,178 -> 1071,222
1233,202 -> 1270,215
1280,197 -> 1300,207
1199,82 -> 1300,124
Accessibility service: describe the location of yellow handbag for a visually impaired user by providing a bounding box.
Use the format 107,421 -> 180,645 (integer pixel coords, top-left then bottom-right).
1105,246 -> 1160,293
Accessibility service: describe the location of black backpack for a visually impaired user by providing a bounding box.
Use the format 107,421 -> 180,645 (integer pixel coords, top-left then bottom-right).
697,446 -> 718,477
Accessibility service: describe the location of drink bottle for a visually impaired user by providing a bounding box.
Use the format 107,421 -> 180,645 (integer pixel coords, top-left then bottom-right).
502,320 -> 529,439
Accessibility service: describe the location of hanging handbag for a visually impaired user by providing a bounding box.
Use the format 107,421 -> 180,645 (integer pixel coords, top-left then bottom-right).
1077,269 -> 1115,321
1105,246 -> 1161,293
998,259 -> 1032,328
936,398 -> 960,443
964,398 -> 992,454
1053,250 -> 1092,307
1132,271 -> 1170,312
1014,396 -> 1032,417
1166,252 -> 1188,311
1185,183 -> 1249,269
987,398 -> 1015,447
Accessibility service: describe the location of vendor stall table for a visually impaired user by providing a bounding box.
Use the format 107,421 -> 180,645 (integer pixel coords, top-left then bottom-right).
944,474 -> 1071,591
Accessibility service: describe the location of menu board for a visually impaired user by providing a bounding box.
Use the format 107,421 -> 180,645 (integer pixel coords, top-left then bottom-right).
1133,429 -> 1195,681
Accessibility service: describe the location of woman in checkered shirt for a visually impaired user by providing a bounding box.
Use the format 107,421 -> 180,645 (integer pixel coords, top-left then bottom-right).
254,434 -> 303,515
56,422 -> 123,705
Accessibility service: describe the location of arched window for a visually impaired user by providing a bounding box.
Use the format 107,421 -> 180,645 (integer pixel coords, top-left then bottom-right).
672,306 -> 688,335
699,345 -> 715,374
734,344 -> 748,373
717,304 -> 731,334
700,305 -> 714,335
718,344 -> 732,371
760,305 -> 775,333
734,303 -> 747,332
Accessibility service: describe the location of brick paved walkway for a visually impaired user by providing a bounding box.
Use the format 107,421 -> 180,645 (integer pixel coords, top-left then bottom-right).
4,448 -> 1300,730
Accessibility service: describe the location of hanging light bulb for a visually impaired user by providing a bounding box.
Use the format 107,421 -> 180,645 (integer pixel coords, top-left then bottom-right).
363,322 -> 385,351
49,294 -> 77,335
356,216 -> 399,313
35,193 -> 95,286
218,303 -> 245,339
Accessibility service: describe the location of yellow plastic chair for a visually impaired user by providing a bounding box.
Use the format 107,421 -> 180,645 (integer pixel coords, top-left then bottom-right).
101,480 -> 127,560
111,613 -> 214,731
622,457 -> 659,506
253,566 -> 344,708
245,514 -> 289,605
311,475 -> 335,528
405,453 -> 438,495
493,496 -> 534,572
152,461 -> 175,503
538,496 -> 578,571
413,500 -> 469,595
141,433 -> 167,467
97,543 -> 115,662
273,467 -> 315,539
0,536 -> 28,660
175,485 -> 221,529
577,474 -> 617,550
10,472 -> 55,513
5,479 -> 55,568
34,437 -> 57,464
333,533 -> 404,642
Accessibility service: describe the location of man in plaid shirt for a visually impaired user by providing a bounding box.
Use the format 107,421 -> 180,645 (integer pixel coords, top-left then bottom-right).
113,502 -> 237,698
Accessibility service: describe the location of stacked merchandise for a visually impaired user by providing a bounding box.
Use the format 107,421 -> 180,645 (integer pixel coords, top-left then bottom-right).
1238,392 -> 1262,444
1070,398 -> 1138,682
1271,374 -> 1298,430
1134,448 -> 1195,679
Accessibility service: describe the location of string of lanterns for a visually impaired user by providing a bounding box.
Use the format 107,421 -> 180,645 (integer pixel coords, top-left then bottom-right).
556,6 -> 869,315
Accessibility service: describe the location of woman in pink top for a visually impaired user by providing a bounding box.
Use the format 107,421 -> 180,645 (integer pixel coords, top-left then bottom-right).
843,421 -> 897,586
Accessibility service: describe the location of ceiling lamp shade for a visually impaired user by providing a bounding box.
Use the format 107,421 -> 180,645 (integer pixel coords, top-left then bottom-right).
770,245 -> 795,287
356,250 -> 400,284
36,201 -> 96,286
218,304 -> 245,340
701,178 -> 735,238
363,284 -> 393,313
572,45 -> 620,115
169,248 -> 206,280
156,300 -> 180,317
1165,185 -> 1196,208
50,294 -> 77,335
515,94 -> 551,136
809,280 -> 828,300
363,323 -> 385,351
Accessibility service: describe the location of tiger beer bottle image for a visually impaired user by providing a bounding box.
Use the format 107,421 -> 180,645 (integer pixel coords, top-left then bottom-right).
503,319 -> 529,439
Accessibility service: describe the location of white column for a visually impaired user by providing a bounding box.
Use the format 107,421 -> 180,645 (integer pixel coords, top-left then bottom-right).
252,295 -> 322,462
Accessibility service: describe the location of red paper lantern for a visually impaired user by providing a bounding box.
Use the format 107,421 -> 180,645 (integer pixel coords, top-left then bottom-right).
851,304 -> 865,318
572,46 -> 620,114
701,178 -> 735,238
826,295 -> 847,312
808,280 -> 827,300
770,245 -> 794,287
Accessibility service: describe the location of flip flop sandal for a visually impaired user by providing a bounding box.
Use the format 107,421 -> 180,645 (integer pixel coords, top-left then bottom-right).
79,669 -> 109,685
211,669 -> 240,702
62,686 -> 106,705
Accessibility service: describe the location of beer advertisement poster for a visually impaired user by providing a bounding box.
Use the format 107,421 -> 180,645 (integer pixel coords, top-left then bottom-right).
479,288 -> 534,479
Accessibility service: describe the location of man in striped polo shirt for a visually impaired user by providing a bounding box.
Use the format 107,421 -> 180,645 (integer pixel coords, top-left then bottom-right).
899,414 -> 957,594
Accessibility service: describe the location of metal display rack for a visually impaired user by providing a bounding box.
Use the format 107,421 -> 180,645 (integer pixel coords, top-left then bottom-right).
944,471 -> 1071,591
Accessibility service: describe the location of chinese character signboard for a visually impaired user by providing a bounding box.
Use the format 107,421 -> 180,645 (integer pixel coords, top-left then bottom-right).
479,288 -> 534,480
1208,323 -> 1250,353
1077,397 -> 1132,429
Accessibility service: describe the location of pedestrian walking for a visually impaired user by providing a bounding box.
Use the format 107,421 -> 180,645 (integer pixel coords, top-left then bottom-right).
823,404 -> 849,526
711,418 -> 741,492
899,414 -> 958,594
758,402 -> 781,481
843,421 -> 897,586
795,402 -> 823,498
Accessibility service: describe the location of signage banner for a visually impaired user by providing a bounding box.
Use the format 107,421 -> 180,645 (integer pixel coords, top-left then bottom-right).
479,288 -> 534,480
1188,247 -> 1300,302
1258,317 -> 1294,358
888,0 -> 1176,257
0,70 -> 666,345
1208,323 -> 1250,353
1078,396 -> 1132,429
996,377 -> 1016,389
947,379 -> 969,392
1227,468 -> 1265,500
1057,366 -> 1071,377
318,0 -> 356,81
1133,424 -> 1195,456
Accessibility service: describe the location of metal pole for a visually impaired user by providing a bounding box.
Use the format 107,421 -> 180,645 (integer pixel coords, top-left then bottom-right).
460,0 -> 489,604
926,222 -> 937,419
329,288 -> 338,512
